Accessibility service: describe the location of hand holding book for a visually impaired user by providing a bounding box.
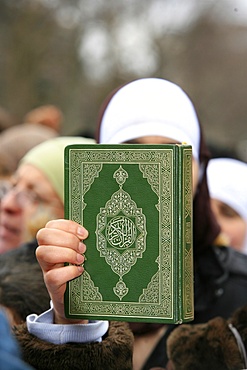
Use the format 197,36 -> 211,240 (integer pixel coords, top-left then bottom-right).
36,219 -> 88,325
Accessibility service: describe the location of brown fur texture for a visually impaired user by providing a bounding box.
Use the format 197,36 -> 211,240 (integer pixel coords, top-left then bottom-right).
14,320 -> 134,370
0,255 -> 50,324
166,305 -> 247,370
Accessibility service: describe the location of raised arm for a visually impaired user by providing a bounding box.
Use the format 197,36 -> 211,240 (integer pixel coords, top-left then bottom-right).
36,219 -> 88,324
20,219 -> 134,370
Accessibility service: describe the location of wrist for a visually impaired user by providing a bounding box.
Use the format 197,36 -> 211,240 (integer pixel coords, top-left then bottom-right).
54,309 -> 88,325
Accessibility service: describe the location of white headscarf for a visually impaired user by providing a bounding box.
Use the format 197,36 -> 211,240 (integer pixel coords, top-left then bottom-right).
98,78 -> 200,161
207,157 -> 247,253
207,158 -> 247,221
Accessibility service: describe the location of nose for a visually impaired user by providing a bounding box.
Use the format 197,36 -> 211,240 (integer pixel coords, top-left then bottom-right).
0,189 -> 23,214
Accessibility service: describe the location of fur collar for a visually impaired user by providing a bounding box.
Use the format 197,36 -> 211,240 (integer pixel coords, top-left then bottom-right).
14,321 -> 134,370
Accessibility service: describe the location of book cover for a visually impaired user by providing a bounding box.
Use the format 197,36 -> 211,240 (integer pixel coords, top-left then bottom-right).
64,144 -> 194,323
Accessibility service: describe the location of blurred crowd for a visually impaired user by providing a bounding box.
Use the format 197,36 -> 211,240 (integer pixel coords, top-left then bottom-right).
0,79 -> 247,370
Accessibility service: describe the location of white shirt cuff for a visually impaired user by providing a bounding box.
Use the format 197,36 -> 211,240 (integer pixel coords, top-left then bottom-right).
26,302 -> 109,345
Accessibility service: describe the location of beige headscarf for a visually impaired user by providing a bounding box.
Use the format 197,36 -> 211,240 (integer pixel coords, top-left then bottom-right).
20,136 -> 95,203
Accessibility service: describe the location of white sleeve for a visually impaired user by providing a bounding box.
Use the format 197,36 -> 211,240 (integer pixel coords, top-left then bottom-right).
26,302 -> 109,345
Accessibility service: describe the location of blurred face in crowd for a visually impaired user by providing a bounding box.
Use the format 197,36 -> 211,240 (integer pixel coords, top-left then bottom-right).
210,198 -> 247,252
0,163 -> 64,253
127,136 -> 200,196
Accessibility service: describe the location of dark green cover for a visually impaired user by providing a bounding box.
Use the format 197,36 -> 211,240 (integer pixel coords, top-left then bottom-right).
64,144 -> 194,323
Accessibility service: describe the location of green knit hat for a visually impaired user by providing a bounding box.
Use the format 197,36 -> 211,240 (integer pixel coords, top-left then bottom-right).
20,136 -> 95,203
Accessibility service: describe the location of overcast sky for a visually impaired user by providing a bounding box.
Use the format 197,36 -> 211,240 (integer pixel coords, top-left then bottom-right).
42,0 -> 247,81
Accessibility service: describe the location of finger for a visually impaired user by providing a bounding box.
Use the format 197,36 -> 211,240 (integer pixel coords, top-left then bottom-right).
44,265 -> 86,324
44,264 -> 83,296
37,227 -> 86,253
43,219 -> 88,240
36,245 -> 85,272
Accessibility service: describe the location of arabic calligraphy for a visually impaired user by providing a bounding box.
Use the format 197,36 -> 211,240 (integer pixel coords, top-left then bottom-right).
106,216 -> 137,250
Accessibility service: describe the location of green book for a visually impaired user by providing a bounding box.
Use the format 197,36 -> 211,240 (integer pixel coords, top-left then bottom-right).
64,144 -> 194,323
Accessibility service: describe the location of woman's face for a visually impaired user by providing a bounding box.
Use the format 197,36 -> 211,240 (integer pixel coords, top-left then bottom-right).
210,199 -> 247,252
0,164 -> 64,253
127,136 -> 200,196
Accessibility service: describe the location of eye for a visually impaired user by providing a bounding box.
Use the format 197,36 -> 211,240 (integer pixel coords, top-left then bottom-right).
9,177 -> 18,188
28,191 -> 43,203
0,180 -> 12,201
219,203 -> 240,219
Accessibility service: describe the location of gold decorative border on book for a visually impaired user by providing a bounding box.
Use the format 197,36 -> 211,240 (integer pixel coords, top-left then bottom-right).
67,148 -> 178,321
183,149 -> 194,319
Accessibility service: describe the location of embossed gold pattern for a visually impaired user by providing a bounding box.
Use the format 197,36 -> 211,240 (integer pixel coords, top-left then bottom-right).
64,144 -> 194,323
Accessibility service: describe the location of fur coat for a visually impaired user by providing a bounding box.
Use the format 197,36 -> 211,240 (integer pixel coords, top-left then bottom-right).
13,320 -> 134,370
166,304 -> 247,370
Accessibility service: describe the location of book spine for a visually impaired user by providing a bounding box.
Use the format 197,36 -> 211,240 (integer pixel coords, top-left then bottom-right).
179,146 -> 194,322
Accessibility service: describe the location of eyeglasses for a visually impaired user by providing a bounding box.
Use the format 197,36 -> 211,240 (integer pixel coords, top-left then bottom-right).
2,185 -> 62,209
0,180 -> 12,202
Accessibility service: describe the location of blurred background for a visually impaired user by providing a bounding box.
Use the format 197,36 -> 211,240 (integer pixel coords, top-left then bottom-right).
1,0 -> 247,160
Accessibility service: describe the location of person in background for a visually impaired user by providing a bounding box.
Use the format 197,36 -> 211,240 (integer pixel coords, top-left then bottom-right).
0,310 -> 34,370
207,157 -> 247,254
12,78 -> 247,369
0,122 -> 58,178
0,120 -> 58,211
0,136 -> 95,255
23,104 -> 63,134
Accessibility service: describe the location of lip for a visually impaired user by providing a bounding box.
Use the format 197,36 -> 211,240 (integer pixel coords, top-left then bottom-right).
0,222 -> 22,253
0,221 -> 21,239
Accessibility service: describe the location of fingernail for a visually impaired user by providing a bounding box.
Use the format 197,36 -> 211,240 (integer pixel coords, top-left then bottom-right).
77,226 -> 87,238
77,265 -> 84,274
77,253 -> 84,264
78,242 -> 86,254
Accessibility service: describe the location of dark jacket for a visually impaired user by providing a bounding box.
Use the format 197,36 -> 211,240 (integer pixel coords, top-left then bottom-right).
14,321 -> 134,370
0,239 -> 38,268
194,245 -> 247,323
